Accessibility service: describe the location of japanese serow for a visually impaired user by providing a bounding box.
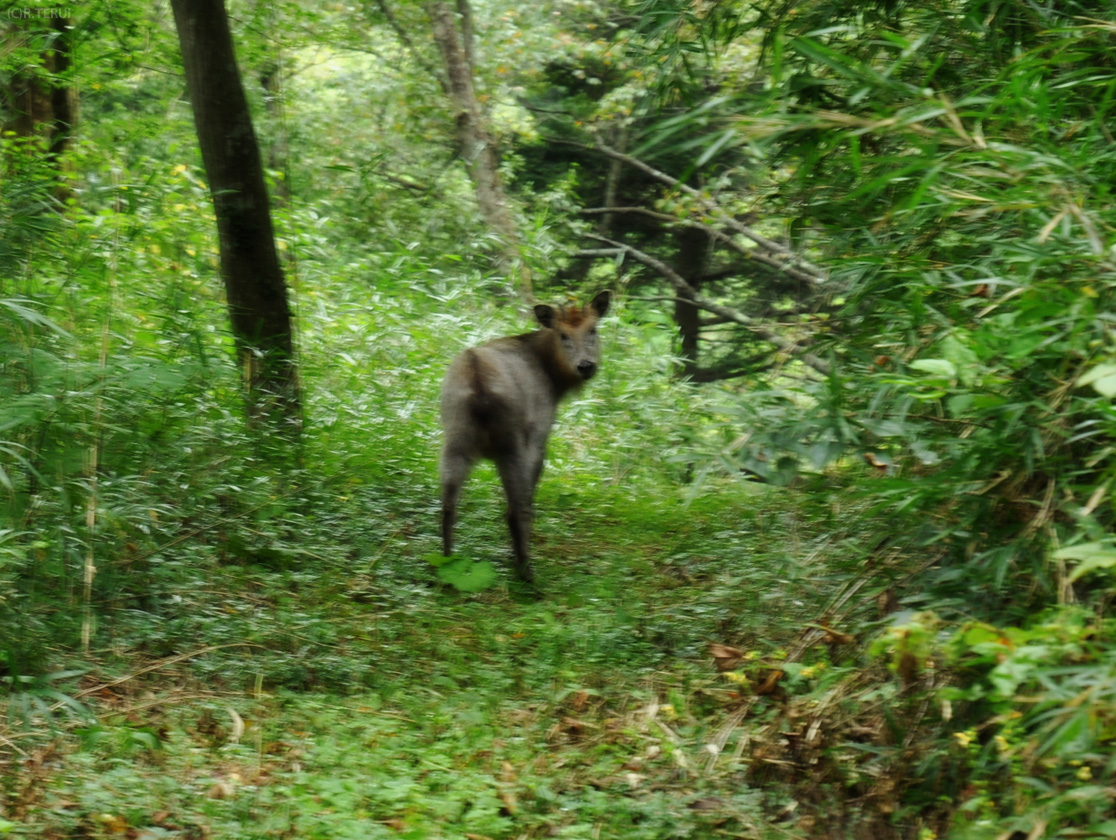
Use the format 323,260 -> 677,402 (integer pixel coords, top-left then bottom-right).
439,291 -> 612,582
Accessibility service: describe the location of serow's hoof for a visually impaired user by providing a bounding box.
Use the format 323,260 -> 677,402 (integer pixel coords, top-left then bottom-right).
515,561 -> 535,583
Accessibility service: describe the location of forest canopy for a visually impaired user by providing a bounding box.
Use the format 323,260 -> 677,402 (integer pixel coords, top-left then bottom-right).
2,0 -> 1115,837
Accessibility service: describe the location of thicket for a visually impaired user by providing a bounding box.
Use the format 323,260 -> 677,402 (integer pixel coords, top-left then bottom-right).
1,0 -> 1115,838
626,1 -> 1116,834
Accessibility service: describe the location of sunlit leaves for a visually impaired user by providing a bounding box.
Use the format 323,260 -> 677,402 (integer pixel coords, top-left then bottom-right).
1056,541 -> 1116,582
1077,363 -> 1116,399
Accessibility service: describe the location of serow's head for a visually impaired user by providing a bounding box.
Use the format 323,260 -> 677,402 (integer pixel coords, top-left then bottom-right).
534,291 -> 612,382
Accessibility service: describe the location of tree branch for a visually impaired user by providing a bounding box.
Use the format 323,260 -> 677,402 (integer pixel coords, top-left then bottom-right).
378,170 -> 430,192
583,205 -> 676,222
586,235 -> 833,376
590,143 -> 828,284
582,205 -> 825,286
576,248 -> 626,258
373,0 -> 447,92
688,355 -> 776,382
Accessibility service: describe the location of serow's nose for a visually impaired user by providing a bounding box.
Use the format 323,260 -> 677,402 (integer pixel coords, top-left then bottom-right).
577,360 -> 597,380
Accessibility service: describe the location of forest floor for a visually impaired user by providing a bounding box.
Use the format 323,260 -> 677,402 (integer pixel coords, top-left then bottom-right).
1,468 -> 892,840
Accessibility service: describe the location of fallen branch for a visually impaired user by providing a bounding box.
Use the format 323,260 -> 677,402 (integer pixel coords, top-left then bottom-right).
55,643 -> 262,713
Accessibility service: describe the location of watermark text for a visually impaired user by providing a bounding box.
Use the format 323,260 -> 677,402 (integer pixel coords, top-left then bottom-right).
7,6 -> 74,20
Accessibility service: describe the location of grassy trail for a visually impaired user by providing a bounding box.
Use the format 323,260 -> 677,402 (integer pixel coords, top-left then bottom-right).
8,475 -> 849,839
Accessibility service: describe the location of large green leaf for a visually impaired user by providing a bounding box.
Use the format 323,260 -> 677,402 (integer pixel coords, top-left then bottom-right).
908,359 -> 957,380
1077,363 -> 1116,398
1055,542 -> 1116,581
436,557 -> 499,593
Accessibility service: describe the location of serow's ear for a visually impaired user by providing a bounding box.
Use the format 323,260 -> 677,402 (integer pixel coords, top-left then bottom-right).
534,304 -> 557,328
589,290 -> 611,318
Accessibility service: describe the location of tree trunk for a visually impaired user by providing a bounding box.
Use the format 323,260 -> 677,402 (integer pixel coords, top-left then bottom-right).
46,16 -> 77,166
170,0 -> 300,436
597,125 -> 627,240
3,14 -> 79,200
254,0 -> 291,208
259,60 -> 291,208
428,0 -> 530,297
674,226 -> 708,378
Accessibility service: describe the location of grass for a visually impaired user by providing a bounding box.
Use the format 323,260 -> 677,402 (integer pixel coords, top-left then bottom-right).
0,269 -> 916,837
2,459 -> 847,839
14,276 -> 1095,838
2,249 -> 946,837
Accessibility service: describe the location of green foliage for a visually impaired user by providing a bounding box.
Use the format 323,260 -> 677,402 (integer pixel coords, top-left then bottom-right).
425,552 -> 500,592
715,0 -> 1116,605
3,1 -> 1116,837
76,723 -> 164,758
4,669 -> 93,732
637,1 -> 1116,833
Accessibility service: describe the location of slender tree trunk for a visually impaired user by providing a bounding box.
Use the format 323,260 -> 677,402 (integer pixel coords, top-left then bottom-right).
674,227 -> 708,378
260,60 -> 292,208
597,125 -> 627,240
170,0 -> 300,436
46,15 -> 77,167
427,0 -> 530,297
255,0 -> 291,208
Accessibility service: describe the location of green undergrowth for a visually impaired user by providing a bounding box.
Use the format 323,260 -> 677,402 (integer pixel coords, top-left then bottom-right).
6,416 -> 1115,839
2,475 -> 845,839
5,264 -> 1114,836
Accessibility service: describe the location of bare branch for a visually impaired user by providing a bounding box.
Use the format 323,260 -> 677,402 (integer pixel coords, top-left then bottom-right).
379,171 -> 430,192
626,294 -> 704,305
373,0 -> 446,92
587,234 -> 832,376
592,143 -> 828,283
575,248 -> 625,258
583,205 -> 682,223
688,356 -> 775,382
583,205 -> 826,286
700,315 -> 736,326
699,224 -> 825,286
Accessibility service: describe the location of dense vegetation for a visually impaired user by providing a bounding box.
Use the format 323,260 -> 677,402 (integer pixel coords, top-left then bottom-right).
2,0 -> 1115,837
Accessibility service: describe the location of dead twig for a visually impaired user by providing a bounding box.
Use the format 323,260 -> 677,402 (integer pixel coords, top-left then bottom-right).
583,206 -> 825,286
59,643 -> 263,710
